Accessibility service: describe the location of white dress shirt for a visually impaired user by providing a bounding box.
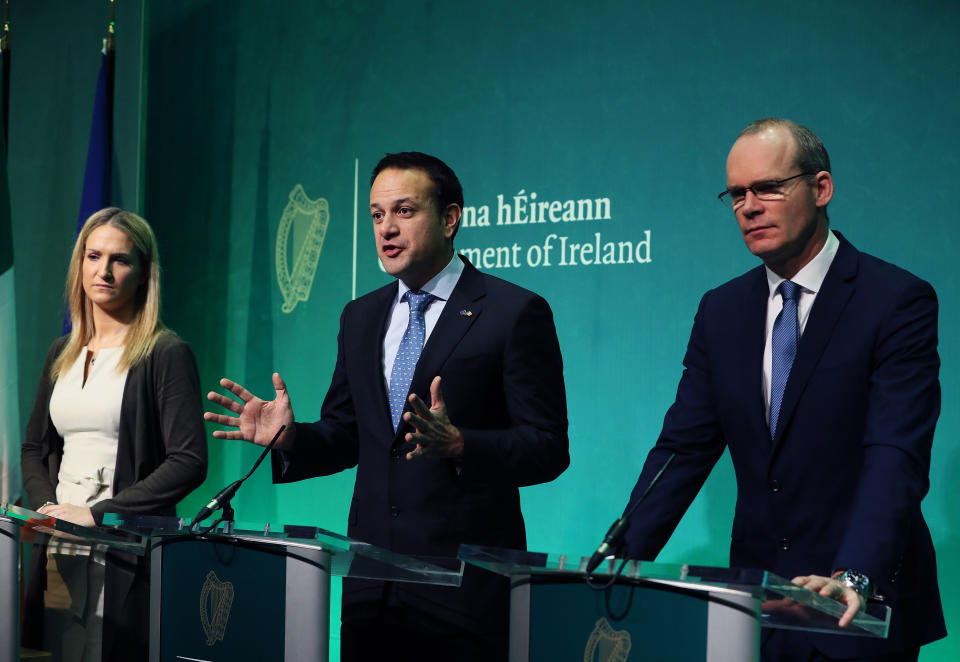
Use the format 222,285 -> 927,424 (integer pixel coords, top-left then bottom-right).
762,230 -> 839,421
382,254 -> 465,389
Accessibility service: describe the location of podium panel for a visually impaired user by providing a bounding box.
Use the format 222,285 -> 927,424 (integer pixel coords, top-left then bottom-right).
150,536 -> 328,662
511,577 -> 758,662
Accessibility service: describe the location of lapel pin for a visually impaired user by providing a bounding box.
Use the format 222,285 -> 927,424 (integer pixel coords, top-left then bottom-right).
459,309 -> 473,317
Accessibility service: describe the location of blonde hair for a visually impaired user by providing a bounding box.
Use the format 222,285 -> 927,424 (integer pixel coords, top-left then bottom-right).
51,207 -> 166,380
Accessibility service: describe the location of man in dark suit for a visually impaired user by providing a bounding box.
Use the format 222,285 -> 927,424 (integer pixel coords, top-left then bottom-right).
206,152 -> 569,660
624,119 -> 945,661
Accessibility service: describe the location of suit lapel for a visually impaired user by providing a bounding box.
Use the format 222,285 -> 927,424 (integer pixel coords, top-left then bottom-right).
772,234 -> 858,450
740,268 -> 771,441
365,282 -> 399,438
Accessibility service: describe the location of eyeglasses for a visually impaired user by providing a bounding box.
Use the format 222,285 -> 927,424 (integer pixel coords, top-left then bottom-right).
718,172 -> 814,208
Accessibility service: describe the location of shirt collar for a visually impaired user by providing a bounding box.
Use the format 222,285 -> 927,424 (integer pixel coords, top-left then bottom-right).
396,253 -> 464,303
765,229 -> 839,297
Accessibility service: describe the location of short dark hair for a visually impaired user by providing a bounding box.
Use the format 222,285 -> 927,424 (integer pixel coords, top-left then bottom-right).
371,153 -> 464,240
739,118 -> 831,175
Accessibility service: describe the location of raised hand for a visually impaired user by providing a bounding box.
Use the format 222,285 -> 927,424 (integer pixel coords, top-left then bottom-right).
205,372 -> 295,450
403,376 -> 464,460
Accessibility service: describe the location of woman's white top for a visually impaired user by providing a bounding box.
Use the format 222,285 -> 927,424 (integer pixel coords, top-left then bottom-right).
48,346 -> 128,626
49,346 -> 128,514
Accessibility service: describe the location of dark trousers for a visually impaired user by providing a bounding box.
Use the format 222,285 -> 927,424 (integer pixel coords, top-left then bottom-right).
762,630 -> 920,662
340,599 -> 507,662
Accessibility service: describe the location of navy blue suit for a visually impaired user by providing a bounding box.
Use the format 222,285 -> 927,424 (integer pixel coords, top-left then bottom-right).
625,233 -> 945,657
272,256 -> 569,635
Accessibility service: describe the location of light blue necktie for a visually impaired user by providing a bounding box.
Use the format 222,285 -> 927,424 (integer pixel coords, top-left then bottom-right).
770,280 -> 799,439
389,290 -> 433,431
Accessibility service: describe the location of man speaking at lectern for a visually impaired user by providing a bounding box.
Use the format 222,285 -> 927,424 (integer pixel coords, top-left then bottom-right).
206,152 -> 569,660
623,119 -> 944,661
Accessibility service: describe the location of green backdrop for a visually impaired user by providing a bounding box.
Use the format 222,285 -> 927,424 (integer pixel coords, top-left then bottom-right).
8,1 -> 958,659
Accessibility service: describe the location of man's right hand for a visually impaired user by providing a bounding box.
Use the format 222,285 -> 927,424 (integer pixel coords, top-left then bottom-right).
205,372 -> 295,450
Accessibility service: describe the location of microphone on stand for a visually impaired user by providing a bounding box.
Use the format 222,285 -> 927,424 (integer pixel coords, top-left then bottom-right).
586,452 -> 675,575
192,479 -> 243,525
192,425 -> 286,528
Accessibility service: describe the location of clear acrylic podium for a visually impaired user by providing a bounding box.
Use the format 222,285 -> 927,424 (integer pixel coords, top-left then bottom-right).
459,545 -> 891,662
104,515 -> 463,662
0,502 -> 148,662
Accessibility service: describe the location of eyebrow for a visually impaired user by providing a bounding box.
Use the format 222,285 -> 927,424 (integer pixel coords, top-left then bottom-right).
370,197 -> 419,209
728,175 -> 791,187
85,247 -> 132,257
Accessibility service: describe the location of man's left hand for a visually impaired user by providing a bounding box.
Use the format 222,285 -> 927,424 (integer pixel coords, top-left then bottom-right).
791,574 -> 866,628
404,376 -> 464,460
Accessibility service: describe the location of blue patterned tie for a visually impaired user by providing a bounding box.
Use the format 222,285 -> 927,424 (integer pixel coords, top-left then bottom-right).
389,290 -> 433,431
770,280 -> 800,439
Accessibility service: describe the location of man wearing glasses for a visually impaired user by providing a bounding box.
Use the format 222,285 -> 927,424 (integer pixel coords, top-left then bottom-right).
623,119 -> 944,661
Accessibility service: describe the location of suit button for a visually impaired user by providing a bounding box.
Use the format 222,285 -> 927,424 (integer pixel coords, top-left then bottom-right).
390,506 -> 400,517
779,538 -> 790,551
390,448 -> 401,459
769,480 -> 782,492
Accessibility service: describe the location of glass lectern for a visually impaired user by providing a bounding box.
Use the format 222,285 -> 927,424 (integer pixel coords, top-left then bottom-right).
459,545 -> 890,662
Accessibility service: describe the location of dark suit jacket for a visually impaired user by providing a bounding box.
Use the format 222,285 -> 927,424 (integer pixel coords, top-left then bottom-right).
624,232 -> 945,656
272,256 -> 569,633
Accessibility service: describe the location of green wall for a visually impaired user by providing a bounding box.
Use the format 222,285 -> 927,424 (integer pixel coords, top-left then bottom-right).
9,1 -> 958,659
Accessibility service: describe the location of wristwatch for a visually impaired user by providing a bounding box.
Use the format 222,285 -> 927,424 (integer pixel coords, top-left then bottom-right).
836,568 -> 871,598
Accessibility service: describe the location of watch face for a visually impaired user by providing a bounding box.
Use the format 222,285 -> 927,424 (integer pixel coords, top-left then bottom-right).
842,569 -> 869,591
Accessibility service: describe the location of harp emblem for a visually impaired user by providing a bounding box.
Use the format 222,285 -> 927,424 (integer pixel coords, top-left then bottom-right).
276,184 -> 330,313
584,617 -> 632,662
200,570 -> 234,646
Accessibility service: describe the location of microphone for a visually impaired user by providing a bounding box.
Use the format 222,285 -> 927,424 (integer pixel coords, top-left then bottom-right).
192,425 -> 286,525
586,452 -> 675,575
193,479 -> 243,524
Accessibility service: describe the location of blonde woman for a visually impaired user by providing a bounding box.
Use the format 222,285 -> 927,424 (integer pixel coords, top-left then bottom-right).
21,207 -> 207,661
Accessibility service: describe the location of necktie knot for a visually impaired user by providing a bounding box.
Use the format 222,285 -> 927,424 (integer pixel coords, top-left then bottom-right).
404,290 -> 433,314
779,280 -> 799,302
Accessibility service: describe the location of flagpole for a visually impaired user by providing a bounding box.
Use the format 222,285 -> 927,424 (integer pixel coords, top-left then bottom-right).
1,0 -> 9,53
106,0 -> 115,54
65,0 -> 117,333
1,0 -> 9,52
2,0 -> 10,147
